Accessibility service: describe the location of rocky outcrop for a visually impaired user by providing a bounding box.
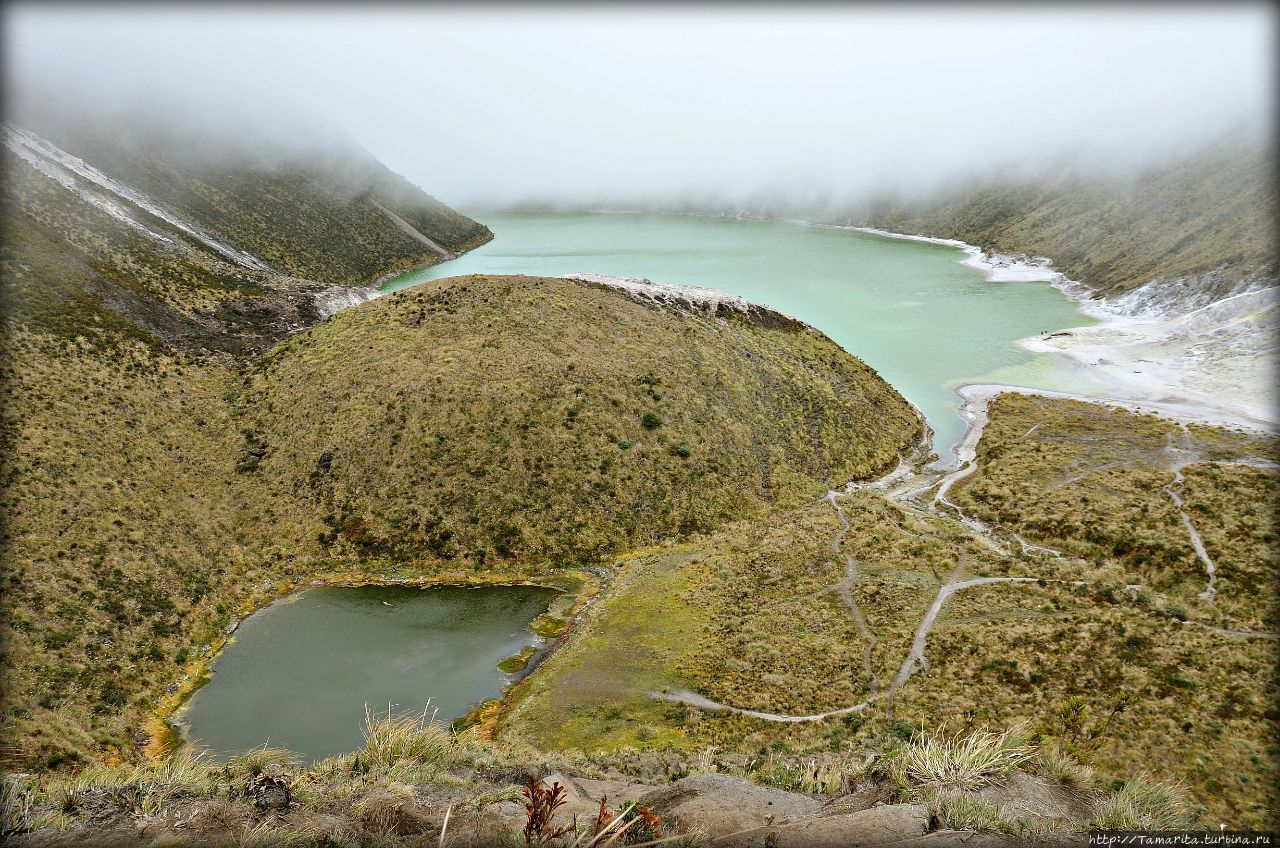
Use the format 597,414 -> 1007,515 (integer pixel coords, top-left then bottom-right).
771,803 -> 930,847
1097,267 -> 1276,321
638,774 -> 822,841
976,769 -> 1094,826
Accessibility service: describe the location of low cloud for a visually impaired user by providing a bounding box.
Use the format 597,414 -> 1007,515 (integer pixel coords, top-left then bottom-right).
4,4 -> 1272,209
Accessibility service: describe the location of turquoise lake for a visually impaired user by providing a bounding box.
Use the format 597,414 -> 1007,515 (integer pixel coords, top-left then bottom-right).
385,212 -> 1097,464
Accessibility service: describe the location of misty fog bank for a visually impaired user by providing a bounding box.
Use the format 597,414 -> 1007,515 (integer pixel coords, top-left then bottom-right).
4,4 -> 1273,209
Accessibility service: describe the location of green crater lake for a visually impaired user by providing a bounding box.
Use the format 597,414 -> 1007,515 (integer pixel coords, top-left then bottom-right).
386,212 -> 1100,463
178,585 -> 556,762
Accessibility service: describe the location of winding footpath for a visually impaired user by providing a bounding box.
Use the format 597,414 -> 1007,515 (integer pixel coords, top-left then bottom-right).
825,491 -> 879,696
654,383 -> 1279,723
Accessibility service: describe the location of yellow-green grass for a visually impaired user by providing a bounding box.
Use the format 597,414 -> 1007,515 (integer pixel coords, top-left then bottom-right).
1,273 -> 918,771
951,394 -> 1278,630
242,275 -> 922,566
502,398 -> 1277,827
500,544 -> 711,751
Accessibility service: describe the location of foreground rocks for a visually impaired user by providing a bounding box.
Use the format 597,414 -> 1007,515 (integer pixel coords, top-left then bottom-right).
8,768 -> 1098,847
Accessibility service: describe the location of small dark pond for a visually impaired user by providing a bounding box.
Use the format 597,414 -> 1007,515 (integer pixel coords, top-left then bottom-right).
177,585 -> 556,762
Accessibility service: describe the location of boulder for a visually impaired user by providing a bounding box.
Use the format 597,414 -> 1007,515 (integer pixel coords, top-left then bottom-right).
818,782 -> 894,817
540,772 -> 613,820
637,774 -> 820,845
574,777 -> 658,808
977,769 -> 1093,826
770,803 -> 929,846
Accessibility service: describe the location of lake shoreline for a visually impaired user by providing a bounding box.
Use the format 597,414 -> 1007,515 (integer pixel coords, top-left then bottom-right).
554,208 -> 1276,437
149,568 -> 599,762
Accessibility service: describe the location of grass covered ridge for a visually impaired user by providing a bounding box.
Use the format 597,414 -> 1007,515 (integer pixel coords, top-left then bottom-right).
240,275 -> 923,565
0,273 -> 920,773
862,139 -> 1274,299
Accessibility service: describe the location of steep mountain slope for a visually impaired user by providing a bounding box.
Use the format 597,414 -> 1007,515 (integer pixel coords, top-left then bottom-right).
858,140 -> 1274,302
2,120 -> 491,356
0,116 -> 495,766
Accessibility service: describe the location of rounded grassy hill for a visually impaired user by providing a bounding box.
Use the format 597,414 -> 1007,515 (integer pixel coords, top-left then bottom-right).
241,274 -> 923,565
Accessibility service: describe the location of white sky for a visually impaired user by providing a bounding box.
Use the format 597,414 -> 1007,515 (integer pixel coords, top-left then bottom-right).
4,4 -> 1274,207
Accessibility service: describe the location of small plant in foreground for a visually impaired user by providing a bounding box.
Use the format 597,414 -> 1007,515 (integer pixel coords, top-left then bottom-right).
522,777 -> 573,846
1,775 -> 34,837
588,795 -> 664,846
1043,694 -> 1135,764
615,799 -> 663,844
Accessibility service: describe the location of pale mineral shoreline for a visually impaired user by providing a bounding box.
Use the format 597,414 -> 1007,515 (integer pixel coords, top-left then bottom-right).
387,207 -> 1278,446
579,209 -> 1276,436
842,225 -> 1277,437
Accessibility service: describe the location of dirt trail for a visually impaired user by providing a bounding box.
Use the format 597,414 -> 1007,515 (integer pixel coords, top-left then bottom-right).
373,201 -> 452,257
885,576 -> 1041,702
825,492 -> 879,696
653,386 -> 1277,722
651,688 -> 874,723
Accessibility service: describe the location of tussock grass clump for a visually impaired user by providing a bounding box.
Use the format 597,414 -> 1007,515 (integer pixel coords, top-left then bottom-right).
1092,777 -> 1193,831
1033,750 -> 1095,791
225,746 -> 297,780
752,752 -> 871,795
895,723 -> 1032,792
358,705 -> 456,775
923,788 -> 1015,833
45,748 -> 215,821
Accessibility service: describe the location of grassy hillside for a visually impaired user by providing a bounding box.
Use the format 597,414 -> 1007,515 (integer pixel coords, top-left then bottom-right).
860,141 -> 1275,299
0,332 -> 258,769
0,272 -> 921,771
2,115 -> 492,359
15,114 -> 492,287
242,275 -> 923,565
2,148 -> 296,357
505,396 -> 1278,827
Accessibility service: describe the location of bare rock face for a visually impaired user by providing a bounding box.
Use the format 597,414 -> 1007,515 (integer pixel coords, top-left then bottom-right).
977,769 -> 1093,827
818,781 -> 895,816
540,772 -> 616,820
771,803 -> 930,847
637,774 -> 821,846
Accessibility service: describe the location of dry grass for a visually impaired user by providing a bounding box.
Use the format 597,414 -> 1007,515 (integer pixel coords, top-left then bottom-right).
358,705 -> 456,774
922,788 -> 1015,833
895,723 -> 1032,792
245,275 -> 921,566
1092,776 -> 1194,831
1032,751 -> 1095,792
